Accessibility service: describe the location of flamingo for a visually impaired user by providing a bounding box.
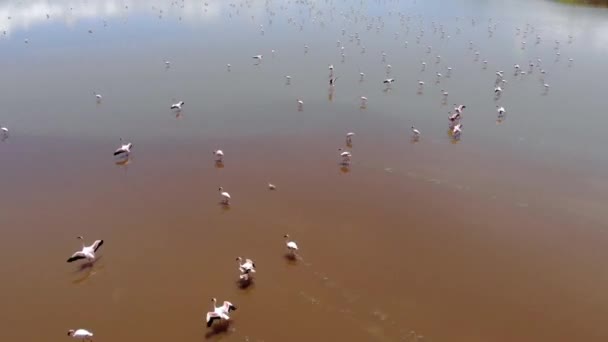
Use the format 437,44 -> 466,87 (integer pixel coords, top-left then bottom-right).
452,123 -> 463,136
113,139 -> 132,157
67,329 -> 93,341
454,104 -> 466,114
218,187 -> 231,205
67,236 -> 103,263
213,150 -> 224,162
338,148 -> 352,165
411,126 -> 421,137
284,234 -> 299,253
170,101 -> 184,110
346,132 -> 355,145
206,298 -> 237,327
236,257 -> 256,278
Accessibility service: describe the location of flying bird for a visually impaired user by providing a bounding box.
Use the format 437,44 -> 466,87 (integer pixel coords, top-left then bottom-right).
236,257 -> 256,278
170,101 -> 184,110
206,298 -> 237,327
113,139 -> 132,157
66,236 -> 103,263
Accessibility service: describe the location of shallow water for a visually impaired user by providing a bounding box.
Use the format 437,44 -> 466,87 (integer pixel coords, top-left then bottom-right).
1,1 -> 608,341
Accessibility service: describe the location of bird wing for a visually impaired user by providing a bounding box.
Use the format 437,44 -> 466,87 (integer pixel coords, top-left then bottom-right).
91,240 -> 104,252
113,148 -> 126,156
67,251 -> 87,263
206,312 -> 221,327
223,301 -> 237,312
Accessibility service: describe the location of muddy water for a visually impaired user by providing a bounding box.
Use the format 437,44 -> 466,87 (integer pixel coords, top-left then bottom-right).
1,0 -> 608,341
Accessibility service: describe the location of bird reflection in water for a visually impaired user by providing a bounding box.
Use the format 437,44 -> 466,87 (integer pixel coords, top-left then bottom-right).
204,320 -> 232,339
114,155 -> 132,174
72,257 -> 104,285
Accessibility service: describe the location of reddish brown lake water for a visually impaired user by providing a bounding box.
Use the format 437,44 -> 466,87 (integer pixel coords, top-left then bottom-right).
1,0 -> 607,341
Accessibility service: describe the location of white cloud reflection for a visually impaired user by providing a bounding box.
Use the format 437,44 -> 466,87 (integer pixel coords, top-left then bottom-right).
0,0 -> 231,34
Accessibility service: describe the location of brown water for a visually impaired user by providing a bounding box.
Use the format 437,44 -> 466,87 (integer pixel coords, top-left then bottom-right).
1,1 -> 608,341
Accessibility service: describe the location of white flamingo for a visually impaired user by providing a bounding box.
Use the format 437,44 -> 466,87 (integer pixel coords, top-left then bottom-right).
67,236 -> 104,263
338,148 -> 352,165
236,257 -> 256,279
454,104 -> 466,114
67,329 -> 93,341
284,234 -> 299,253
170,101 -> 184,110
113,139 -> 132,157
411,126 -> 421,138
206,298 -> 237,327
213,150 -> 224,162
218,187 -> 231,205
452,123 -> 463,136
360,95 -> 368,106
346,132 -> 355,145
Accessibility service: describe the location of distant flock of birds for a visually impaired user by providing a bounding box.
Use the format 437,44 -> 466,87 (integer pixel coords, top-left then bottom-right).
0,1 -> 578,340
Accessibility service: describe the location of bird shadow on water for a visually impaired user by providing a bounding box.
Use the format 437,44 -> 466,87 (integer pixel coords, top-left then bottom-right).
284,253 -> 299,265
114,155 -> 131,167
339,165 -> 351,174
214,161 -> 224,169
236,277 -> 255,290
71,258 -> 104,285
204,320 -> 233,339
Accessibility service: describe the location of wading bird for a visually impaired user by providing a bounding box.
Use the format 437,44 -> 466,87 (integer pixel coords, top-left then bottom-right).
218,187 -> 231,205
67,329 -> 93,341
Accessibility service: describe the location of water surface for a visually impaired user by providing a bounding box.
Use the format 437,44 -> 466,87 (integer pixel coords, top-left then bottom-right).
1,1 -> 607,341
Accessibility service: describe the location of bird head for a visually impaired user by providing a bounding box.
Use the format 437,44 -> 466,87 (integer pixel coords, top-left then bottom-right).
77,236 -> 84,240
236,257 -> 242,262
67,330 -> 75,336
211,298 -> 217,303
284,234 -> 290,239
218,187 -> 223,192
